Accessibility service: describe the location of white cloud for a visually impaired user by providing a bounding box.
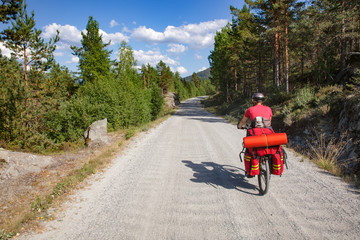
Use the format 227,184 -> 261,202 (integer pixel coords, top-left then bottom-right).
99,30 -> 129,45
167,44 -> 187,53
122,26 -> 131,33
176,66 -> 188,75
110,20 -> 119,28
195,54 -> 203,60
133,49 -> 179,67
66,56 -> 79,64
0,42 -> 11,58
43,23 -> 129,48
131,19 -> 228,49
198,67 -> 207,72
54,51 -> 64,57
132,26 -> 164,42
55,42 -> 72,51
42,23 -> 82,44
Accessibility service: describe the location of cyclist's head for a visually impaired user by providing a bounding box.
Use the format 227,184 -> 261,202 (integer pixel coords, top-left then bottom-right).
252,93 -> 265,102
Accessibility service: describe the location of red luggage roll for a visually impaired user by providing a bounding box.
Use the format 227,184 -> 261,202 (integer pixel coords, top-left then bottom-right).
243,133 -> 287,148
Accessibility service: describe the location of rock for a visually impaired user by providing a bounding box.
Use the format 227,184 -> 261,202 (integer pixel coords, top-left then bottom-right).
0,149 -> 55,182
84,119 -> 109,147
164,92 -> 180,109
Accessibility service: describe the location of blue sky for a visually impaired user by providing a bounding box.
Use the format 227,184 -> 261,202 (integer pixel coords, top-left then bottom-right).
1,0 -> 245,77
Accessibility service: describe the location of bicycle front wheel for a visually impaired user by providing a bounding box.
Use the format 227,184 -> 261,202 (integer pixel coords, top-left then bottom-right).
258,157 -> 270,195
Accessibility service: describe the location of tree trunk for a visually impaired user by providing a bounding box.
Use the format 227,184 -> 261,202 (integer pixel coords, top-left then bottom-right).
340,2 -> 346,71
258,40 -> 263,92
226,78 -> 230,103
301,53 -> 304,78
274,32 -> 280,88
143,73 -> 146,88
234,61 -> 238,91
285,5 -> 290,93
24,43 -> 28,87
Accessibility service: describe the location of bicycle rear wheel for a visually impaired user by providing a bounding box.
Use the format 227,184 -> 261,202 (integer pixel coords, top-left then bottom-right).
258,157 -> 270,195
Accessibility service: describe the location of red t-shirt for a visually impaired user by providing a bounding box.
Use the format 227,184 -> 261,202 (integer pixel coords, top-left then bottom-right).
245,105 -> 273,121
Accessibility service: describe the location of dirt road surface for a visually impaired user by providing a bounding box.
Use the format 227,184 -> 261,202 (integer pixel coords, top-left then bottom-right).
19,97 -> 360,240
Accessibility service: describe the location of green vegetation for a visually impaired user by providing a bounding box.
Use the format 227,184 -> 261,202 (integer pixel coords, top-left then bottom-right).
209,0 -> 359,100
0,2 -> 215,153
206,0 -> 360,186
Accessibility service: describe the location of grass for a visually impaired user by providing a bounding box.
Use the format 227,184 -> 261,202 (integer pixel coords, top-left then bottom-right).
0,109 -> 176,239
307,130 -> 350,177
0,230 -> 15,240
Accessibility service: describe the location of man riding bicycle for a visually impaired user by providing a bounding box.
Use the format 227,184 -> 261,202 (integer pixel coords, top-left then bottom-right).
237,93 -> 275,178
237,93 -> 273,130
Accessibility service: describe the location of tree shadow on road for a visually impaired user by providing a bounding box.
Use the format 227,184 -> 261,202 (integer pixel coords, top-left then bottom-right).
189,117 -> 228,123
182,160 -> 260,195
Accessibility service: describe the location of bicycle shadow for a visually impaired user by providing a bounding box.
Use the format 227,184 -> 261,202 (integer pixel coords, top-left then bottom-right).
182,160 -> 260,195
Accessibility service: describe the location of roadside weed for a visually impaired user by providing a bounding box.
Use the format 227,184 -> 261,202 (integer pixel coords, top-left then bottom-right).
307,131 -> 349,176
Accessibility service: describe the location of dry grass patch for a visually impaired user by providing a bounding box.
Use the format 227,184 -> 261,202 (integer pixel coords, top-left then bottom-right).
307,130 -> 351,177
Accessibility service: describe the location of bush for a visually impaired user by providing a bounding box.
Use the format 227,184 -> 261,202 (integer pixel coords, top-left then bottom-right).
267,87 -> 292,106
150,86 -> 164,120
295,86 -> 314,108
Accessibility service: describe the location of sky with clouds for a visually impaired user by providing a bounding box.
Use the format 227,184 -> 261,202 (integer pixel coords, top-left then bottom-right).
1,0 -> 245,77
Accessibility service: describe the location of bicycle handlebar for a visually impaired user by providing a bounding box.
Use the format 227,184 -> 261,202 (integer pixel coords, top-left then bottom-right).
237,122 -> 251,130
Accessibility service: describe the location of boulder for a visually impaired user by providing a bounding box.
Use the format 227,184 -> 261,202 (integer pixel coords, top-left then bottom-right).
84,119 -> 109,147
164,92 -> 180,109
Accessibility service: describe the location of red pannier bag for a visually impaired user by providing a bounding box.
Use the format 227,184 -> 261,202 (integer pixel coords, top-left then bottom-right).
243,128 -> 287,176
244,151 -> 259,176
269,146 -> 285,175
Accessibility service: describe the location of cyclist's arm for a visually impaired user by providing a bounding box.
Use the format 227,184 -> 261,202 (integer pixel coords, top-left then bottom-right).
237,116 -> 248,129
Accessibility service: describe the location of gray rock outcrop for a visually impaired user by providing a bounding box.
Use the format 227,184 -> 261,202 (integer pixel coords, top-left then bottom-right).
164,92 -> 180,109
84,118 -> 109,147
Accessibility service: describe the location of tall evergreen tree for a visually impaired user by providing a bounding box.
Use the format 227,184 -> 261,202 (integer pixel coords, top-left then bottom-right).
209,25 -> 233,102
191,72 -> 201,88
140,63 -> 158,88
156,60 -> 173,95
71,16 -> 112,83
3,0 -> 59,86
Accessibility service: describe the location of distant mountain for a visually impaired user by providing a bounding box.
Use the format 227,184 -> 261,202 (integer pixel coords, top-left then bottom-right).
183,67 -> 211,82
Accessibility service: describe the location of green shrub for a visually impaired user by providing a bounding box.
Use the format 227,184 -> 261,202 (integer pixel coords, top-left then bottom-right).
150,86 -> 164,120
295,86 -> 314,108
267,87 -> 292,106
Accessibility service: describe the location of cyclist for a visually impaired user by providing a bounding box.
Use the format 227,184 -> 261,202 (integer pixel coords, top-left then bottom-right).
237,93 -> 273,178
237,93 -> 272,129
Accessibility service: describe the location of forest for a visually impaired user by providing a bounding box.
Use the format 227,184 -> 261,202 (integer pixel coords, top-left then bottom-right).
0,1 -> 215,152
209,0 -> 359,101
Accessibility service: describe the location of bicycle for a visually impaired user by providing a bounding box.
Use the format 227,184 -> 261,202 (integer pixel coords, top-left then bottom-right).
239,144 -> 272,195
257,154 -> 271,195
238,124 -> 287,195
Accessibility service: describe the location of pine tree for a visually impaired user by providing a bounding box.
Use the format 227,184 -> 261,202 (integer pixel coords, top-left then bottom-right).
0,0 -> 20,24
140,63 -> 157,88
71,16 -> 112,83
3,0 -> 59,86
209,25 -> 233,102
230,4 -> 258,95
2,0 -> 59,140
156,60 -> 173,95
191,72 -> 201,88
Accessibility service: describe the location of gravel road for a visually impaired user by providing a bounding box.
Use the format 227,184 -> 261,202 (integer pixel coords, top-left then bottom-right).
20,97 -> 360,240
